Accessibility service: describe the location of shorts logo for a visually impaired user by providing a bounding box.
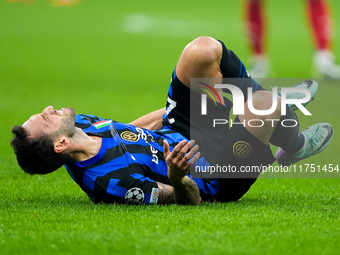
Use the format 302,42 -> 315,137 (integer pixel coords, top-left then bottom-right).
233,141 -> 252,158
120,131 -> 139,142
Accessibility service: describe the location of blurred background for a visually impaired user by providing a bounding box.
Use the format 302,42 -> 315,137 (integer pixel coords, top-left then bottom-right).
1,0 -> 339,119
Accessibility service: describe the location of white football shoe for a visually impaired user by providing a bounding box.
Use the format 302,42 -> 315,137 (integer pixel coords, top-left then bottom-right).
277,80 -> 319,111
248,54 -> 269,78
313,50 -> 340,79
276,123 -> 333,166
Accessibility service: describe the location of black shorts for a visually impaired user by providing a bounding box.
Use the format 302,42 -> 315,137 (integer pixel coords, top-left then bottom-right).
162,68 -> 275,201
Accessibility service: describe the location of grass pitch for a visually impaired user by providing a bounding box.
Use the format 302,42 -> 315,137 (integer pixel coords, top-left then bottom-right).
0,0 -> 339,254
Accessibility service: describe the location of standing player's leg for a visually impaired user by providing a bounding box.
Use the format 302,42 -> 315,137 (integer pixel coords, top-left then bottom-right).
245,0 -> 269,78
306,0 -> 340,78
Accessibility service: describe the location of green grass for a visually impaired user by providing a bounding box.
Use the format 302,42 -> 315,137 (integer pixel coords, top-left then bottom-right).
0,0 -> 339,254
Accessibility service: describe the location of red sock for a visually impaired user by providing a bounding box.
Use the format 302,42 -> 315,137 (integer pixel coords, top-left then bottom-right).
245,0 -> 266,55
306,0 -> 332,51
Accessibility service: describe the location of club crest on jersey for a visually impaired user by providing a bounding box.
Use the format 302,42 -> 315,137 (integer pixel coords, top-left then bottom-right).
93,120 -> 112,129
233,141 -> 252,158
120,131 -> 139,142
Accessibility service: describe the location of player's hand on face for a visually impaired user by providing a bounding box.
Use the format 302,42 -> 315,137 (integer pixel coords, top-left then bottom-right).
163,139 -> 200,184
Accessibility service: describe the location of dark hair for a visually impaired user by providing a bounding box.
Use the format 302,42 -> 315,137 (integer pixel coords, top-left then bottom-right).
10,126 -> 71,175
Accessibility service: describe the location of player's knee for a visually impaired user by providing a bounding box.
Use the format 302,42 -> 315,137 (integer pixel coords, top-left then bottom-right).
251,91 -> 281,119
183,36 -> 222,66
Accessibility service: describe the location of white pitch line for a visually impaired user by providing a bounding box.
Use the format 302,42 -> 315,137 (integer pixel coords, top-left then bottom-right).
122,13 -> 226,38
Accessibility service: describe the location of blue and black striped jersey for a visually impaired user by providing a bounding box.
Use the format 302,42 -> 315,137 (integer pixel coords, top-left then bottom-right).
65,114 -> 221,205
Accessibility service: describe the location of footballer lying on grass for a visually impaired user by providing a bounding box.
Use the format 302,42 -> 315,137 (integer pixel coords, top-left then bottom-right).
10,37 -> 333,205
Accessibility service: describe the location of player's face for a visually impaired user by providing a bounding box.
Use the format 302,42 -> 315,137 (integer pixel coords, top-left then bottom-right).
23,106 -> 76,139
